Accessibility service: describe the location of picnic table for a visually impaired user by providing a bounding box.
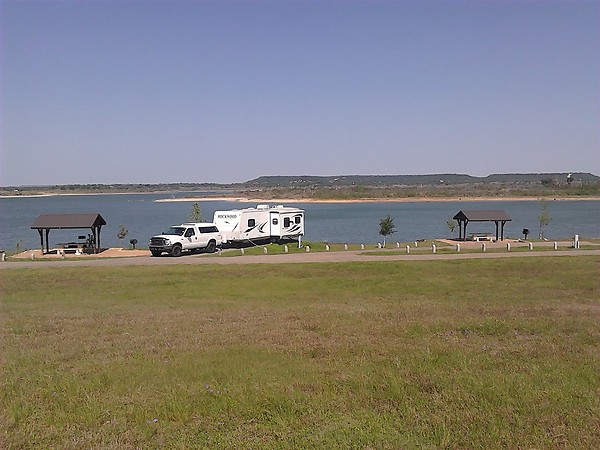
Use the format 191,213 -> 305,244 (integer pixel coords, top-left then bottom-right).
56,242 -> 89,254
469,233 -> 495,242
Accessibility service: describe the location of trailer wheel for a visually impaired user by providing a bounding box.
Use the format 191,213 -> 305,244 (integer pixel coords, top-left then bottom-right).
170,244 -> 182,257
206,240 -> 216,253
150,250 -> 162,257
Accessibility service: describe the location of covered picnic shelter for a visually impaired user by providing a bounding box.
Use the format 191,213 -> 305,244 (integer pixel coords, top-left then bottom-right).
453,210 -> 511,241
31,213 -> 106,254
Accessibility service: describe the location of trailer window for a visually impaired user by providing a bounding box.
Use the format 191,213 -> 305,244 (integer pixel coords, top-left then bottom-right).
295,216 -> 301,224
248,219 -> 256,227
272,218 -> 278,225
284,218 -> 291,227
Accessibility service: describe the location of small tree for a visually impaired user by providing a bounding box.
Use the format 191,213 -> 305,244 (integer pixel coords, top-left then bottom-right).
188,202 -> 203,222
117,224 -> 129,247
522,228 -> 530,240
447,218 -> 458,238
538,200 -> 551,240
379,215 -> 396,248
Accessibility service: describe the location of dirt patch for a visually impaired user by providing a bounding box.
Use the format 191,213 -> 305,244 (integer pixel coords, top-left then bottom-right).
12,248 -> 151,259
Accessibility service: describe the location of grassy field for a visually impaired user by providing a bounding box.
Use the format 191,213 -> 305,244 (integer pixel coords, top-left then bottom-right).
1,257 -> 599,449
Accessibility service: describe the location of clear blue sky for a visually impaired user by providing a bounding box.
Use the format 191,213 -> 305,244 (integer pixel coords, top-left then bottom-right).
1,0 -> 599,186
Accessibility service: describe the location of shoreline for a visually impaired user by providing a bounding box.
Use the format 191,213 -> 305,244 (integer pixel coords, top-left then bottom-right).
2,192 -> 600,203
155,196 -> 600,204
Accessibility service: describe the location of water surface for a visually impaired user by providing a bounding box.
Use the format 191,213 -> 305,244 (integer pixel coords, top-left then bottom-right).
1,194 -> 598,251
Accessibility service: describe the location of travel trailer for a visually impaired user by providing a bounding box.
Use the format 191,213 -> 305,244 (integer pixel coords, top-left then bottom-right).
213,204 -> 305,246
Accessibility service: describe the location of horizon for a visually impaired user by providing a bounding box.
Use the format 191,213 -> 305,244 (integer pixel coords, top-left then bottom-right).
2,1 -> 599,185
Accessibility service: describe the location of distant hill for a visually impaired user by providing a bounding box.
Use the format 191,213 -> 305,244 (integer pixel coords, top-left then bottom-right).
2,172 -> 598,196
244,173 -> 600,187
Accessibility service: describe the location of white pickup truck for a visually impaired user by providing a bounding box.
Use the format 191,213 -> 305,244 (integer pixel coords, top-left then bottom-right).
149,223 -> 223,257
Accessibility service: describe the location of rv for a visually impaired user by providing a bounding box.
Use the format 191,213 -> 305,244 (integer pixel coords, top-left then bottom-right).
213,204 -> 304,246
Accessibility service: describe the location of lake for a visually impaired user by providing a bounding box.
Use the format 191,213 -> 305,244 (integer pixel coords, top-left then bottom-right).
1,193 -> 599,251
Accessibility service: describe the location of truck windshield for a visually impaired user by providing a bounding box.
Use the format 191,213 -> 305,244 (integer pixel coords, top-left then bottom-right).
163,227 -> 185,236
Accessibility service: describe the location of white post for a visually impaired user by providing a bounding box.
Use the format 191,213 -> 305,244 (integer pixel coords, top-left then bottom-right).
305,245 -> 310,252
377,243 -> 382,249
553,242 -> 557,250
406,245 -> 410,254
432,243 -> 436,254
414,241 -> 418,247
325,244 -> 330,251
263,247 -> 268,254
241,248 -> 245,255
481,243 -> 486,252
456,243 -> 460,252
344,243 -> 348,250
506,242 -> 511,251
396,242 -> 400,248
284,245 -> 288,253
361,244 -> 365,250
31,253 -> 35,260
528,242 -> 533,251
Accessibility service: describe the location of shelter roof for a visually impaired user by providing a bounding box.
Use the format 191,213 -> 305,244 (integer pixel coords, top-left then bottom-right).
31,213 -> 107,229
453,210 -> 512,222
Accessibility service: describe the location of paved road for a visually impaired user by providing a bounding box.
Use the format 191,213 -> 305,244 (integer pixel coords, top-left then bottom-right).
2,249 -> 599,269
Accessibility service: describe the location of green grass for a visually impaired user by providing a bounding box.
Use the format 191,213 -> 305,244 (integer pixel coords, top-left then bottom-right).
219,239 -> 597,258
1,257 -> 599,448
219,241 -> 380,256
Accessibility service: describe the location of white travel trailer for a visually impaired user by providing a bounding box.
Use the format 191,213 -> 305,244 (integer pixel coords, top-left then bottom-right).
213,204 -> 305,246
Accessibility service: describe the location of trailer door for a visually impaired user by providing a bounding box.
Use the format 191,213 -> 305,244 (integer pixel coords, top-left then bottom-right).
270,212 -> 281,238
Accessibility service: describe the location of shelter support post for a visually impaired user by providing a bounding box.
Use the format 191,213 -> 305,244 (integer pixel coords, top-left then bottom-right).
37,228 -> 51,254
462,219 -> 469,241
96,225 -> 103,252
37,229 -> 44,254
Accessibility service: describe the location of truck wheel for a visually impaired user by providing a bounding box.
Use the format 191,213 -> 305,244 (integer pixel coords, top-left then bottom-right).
206,240 -> 216,253
150,250 -> 162,257
170,244 -> 182,257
